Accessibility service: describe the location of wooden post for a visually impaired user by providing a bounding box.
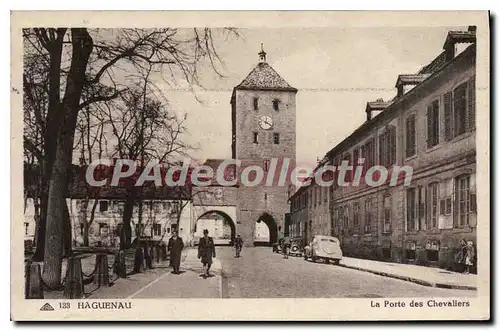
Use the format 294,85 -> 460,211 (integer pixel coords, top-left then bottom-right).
63,257 -> 84,299
148,245 -> 155,269
114,250 -> 127,278
161,244 -> 168,261
93,254 -> 110,287
25,262 -> 44,299
133,247 -> 145,273
155,245 -> 160,263
143,241 -> 150,270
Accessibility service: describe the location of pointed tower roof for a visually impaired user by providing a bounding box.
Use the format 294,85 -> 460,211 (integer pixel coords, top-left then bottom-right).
233,44 -> 297,93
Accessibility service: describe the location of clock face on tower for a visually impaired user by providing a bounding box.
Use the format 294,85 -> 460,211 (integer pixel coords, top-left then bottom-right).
259,115 -> 273,130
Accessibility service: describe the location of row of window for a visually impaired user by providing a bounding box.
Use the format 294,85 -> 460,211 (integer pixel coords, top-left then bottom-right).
405,78 -> 476,158
405,174 -> 477,231
403,240 -> 441,262
332,175 -> 476,236
332,196 -> 382,235
253,132 -> 280,144
78,200 -> 181,214
324,77 -> 476,183
290,184 -> 330,212
328,126 -> 395,185
79,222 -> 166,237
253,97 -> 281,111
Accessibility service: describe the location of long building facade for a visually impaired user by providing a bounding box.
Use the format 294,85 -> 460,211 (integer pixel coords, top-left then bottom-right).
289,27 -> 477,271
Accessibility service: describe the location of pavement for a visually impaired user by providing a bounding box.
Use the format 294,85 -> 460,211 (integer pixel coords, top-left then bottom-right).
92,248 -> 222,299
219,247 -> 476,298
339,256 -> 477,290
41,246 -> 475,299
43,248 -> 222,299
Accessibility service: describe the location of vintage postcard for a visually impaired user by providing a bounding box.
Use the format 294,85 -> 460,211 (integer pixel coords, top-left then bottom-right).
11,11 -> 490,321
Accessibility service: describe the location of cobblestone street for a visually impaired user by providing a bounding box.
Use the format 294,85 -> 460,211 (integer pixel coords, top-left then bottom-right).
219,247 -> 476,298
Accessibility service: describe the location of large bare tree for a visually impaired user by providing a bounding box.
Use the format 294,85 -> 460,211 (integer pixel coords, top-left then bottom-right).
23,27 -> 235,287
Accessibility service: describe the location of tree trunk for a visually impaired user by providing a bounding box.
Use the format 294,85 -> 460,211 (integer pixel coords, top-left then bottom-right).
82,197 -> 89,246
83,225 -> 89,247
33,197 -> 40,247
42,28 -> 93,287
82,198 -> 98,246
33,28 -> 67,262
33,183 -> 49,261
62,202 -> 72,257
42,144 -> 69,287
121,193 -> 135,248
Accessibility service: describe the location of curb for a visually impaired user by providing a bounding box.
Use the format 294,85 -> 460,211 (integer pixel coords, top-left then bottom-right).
339,264 -> 477,291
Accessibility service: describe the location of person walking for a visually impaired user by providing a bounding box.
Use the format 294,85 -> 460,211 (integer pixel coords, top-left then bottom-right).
167,231 -> 184,274
198,229 -> 216,278
464,241 -> 475,274
234,234 -> 243,258
455,239 -> 467,273
283,234 -> 291,259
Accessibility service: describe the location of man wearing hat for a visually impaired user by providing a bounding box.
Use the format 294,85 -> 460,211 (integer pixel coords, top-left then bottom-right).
198,229 -> 216,278
167,231 -> 184,274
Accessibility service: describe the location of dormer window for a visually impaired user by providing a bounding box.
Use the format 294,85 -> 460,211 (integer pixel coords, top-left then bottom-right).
395,74 -> 429,98
272,99 -> 280,111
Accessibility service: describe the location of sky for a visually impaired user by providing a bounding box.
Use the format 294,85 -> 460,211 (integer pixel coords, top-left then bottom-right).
152,26 -> 465,166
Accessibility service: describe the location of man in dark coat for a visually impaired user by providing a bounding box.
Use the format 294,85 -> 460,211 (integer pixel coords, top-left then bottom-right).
234,234 -> 243,257
168,231 -> 184,274
198,229 -> 216,278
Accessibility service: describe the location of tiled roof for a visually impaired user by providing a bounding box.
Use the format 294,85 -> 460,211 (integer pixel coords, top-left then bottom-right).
324,44 -> 475,162
418,51 -> 447,75
395,74 -> 430,87
366,99 -> 391,111
235,62 -> 297,92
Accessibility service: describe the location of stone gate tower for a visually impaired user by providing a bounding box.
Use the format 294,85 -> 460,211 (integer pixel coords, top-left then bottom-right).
231,45 -> 297,246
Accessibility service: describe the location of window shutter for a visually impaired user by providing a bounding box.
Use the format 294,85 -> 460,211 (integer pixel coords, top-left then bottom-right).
444,91 -> 453,141
390,127 -> 397,165
468,78 -> 476,131
406,117 -> 411,157
420,185 -> 426,231
360,145 -> 366,171
379,133 -> 386,167
427,104 -> 434,149
412,116 -> 416,155
410,116 -> 415,156
439,199 -> 446,215
451,178 -> 458,228
469,193 -> 477,213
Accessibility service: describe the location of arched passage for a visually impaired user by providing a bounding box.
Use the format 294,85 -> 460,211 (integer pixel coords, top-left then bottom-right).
254,213 -> 278,246
195,210 -> 236,246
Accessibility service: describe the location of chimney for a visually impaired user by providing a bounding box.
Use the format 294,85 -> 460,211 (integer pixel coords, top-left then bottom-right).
395,74 -> 429,98
365,98 -> 388,121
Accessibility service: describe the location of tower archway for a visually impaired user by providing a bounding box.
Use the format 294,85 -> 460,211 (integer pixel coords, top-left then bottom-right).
254,213 -> 278,246
195,210 -> 236,246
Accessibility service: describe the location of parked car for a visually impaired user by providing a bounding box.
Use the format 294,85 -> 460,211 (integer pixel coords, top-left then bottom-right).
272,238 -> 284,253
288,237 -> 303,257
303,235 -> 342,264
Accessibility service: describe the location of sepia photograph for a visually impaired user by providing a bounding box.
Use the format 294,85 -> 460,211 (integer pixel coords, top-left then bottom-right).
11,11 -> 490,321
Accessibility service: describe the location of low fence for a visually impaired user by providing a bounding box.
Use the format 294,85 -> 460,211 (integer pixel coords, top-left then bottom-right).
25,244 -> 170,299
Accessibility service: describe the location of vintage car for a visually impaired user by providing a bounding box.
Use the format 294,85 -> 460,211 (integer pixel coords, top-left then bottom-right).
303,235 -> 342,264
272,238 -> 284,253
288,237 -> 303,257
